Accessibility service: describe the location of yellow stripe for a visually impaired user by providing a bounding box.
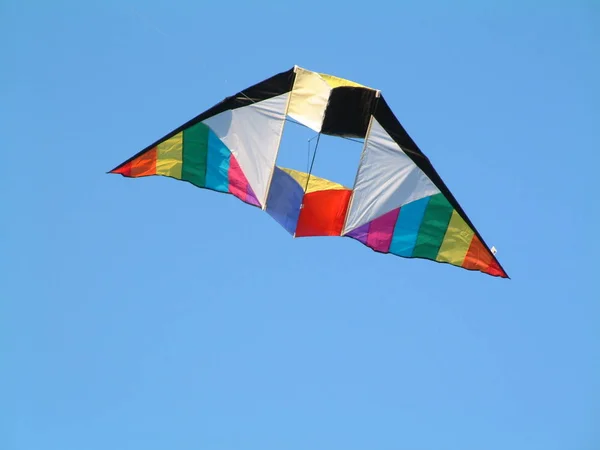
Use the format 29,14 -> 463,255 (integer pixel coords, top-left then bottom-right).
279,167 -> 347,193
318,72 -> 365,89
436,210 -> 475,266
156,132 -> 183,179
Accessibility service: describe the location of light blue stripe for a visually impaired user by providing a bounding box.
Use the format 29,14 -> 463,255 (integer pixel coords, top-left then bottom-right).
389,196 -> 431,257
205,130 -> 230,193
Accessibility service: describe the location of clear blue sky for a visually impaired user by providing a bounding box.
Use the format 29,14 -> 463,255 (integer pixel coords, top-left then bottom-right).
3,1 -> 599,449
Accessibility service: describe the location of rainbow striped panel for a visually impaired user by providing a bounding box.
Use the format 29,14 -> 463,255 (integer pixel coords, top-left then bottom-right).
346,193 -> 506,277
110,123 -> 260,207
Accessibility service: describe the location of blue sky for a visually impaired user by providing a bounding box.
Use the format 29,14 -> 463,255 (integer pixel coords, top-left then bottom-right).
3,1 -> 599,449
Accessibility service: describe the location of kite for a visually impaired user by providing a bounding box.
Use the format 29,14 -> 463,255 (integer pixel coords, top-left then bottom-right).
109,66 -> 508,278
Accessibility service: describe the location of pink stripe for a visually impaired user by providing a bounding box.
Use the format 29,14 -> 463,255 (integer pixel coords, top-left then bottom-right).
228,155 -> 248,202
366,208 -> 401,253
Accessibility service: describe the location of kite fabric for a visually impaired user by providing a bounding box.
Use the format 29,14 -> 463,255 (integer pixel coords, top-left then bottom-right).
109,66 -> 508,278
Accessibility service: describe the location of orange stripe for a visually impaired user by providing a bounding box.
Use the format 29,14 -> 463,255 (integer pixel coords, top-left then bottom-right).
130,148 -> 157,177
461,235 -> 493,273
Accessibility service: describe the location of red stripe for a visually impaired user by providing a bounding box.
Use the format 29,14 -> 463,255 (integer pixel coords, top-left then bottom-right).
484,258 -> 507,278
111,148 -> 157,178
111,161 -> 132,177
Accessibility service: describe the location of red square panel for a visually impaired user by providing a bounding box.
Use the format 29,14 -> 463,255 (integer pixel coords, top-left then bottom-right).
295,189 -> 352,237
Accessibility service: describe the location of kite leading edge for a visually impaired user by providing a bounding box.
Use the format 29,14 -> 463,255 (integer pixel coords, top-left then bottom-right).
109,66 -> 508,278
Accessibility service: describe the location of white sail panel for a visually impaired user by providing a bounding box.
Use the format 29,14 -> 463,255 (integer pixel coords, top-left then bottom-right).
203,92 -> 290,207
343,118 -> 440,234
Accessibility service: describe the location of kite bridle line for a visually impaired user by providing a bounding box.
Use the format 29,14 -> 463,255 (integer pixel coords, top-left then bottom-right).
307,134 -> 318,173
292,130 -> 321,238
304,132 -> 321,193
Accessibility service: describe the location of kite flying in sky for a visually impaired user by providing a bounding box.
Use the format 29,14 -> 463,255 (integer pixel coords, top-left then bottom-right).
109,66 -> 508,278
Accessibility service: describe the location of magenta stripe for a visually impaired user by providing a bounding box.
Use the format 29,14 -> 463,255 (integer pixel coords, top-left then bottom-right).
366,208 -> 401,253
246,184 -> 261,207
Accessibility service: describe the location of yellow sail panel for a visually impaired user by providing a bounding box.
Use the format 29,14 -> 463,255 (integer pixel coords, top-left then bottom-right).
319,72 -> 365,89
279,167 -> 347,193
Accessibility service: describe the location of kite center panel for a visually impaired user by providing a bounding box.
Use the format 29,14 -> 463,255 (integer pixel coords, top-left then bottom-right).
265,121 -> 363,237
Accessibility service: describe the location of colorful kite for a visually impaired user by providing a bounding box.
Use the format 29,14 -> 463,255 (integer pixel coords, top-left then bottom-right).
109,66 -> 508,278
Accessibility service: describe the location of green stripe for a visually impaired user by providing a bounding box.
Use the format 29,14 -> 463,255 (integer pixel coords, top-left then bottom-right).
411,194 -> 454,260
182,122 -> 209,187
